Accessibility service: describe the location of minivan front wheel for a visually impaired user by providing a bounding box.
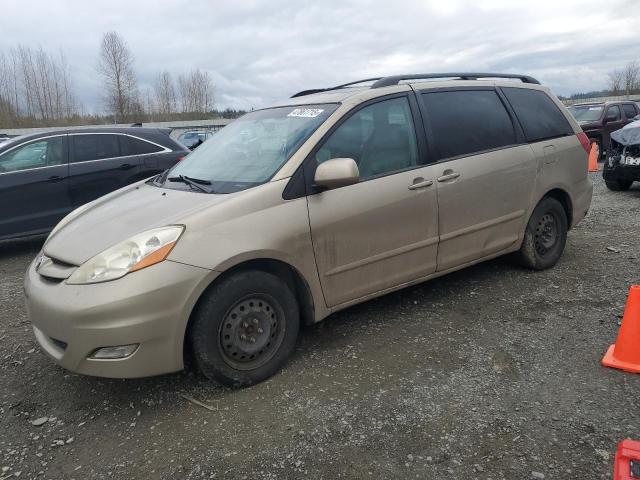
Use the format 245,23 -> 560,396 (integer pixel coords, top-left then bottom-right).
516,197 -> 567,270
190,270 -> 300,387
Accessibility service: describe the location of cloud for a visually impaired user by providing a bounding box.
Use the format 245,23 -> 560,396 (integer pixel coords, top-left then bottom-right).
0,0 -> 638,112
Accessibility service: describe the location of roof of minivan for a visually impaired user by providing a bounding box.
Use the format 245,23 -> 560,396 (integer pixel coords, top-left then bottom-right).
271,78 -> 549,108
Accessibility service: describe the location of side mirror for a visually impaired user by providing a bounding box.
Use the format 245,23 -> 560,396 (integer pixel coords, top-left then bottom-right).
604,113 -> 618,123
314,158 -> 359,190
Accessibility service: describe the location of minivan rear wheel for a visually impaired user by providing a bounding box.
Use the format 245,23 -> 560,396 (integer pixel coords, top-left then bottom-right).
190,270 -> 300,387
516,197 -> 567,270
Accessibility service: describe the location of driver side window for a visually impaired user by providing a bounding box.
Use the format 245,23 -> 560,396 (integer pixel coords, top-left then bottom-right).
0,137 -> 65,173
315,97 -> 418,180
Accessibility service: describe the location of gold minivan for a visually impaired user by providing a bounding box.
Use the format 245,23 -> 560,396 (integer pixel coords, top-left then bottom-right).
24,73 -> 593,386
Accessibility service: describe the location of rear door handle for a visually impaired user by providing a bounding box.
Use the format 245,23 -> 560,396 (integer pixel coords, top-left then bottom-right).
48,175 -> 65,182
437,171 -> 460,182
119,163 -> 134,170
408,179 -> 433,190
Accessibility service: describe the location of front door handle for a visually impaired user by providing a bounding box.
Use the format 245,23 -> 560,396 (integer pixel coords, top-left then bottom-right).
47,175 -> 65,182
119,163 -> 134,170
437,171 -> 460,182
408,179 -> 433,190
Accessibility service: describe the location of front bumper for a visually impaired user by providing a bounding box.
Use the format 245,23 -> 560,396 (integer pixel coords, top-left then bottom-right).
603,163 -> 640,182
24,259 -> 215,378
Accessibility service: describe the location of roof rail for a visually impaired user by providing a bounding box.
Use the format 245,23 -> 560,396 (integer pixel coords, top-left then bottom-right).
290,73 -> 540,98
290,77 -> 382,98
371,73 -> 540,88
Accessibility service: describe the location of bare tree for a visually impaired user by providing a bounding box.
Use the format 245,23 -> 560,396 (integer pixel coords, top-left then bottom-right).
608,70 -> 623,95
154,71 -> 177,118
622,61 -> 640,96
0,45 -> 79,126
97,31 -> 139,122
178,69 -> 214,116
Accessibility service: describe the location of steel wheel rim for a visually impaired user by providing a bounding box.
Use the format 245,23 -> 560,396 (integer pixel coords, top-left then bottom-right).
218,294 -> 285,371
534,212 -> 559,256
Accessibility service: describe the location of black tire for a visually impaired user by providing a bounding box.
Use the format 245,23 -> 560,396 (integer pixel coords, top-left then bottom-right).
516,197 -> 568,270
189,270 -> 300,387
605,179 -> 633,191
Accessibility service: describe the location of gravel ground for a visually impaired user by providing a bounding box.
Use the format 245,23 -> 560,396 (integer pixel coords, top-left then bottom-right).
1,173 -> 639,480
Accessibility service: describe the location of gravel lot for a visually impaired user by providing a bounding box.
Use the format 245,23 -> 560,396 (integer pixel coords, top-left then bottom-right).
1,173 -> 639,480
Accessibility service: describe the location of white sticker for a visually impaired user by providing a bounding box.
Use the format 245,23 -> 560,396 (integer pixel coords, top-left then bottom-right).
588,107 -> 601,110
288,108 -> 324,118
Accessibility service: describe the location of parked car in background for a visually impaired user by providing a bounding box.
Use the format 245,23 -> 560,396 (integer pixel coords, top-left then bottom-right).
177,130 -> 214,150
24,73 -> 592,387
568,101 -> 639,158
603,120 -> 640,190
0,134 -> 16,147
0,127 -> 188,240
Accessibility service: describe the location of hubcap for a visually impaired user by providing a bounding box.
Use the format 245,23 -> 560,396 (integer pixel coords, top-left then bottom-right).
218,295 -> 284,370
534,212 -> 558,256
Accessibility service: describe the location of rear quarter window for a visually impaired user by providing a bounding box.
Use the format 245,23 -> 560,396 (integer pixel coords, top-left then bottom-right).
502,88 -> 573,143
421,89 -> 517,160
622,103 -> 638,119
119,135 -> 164,155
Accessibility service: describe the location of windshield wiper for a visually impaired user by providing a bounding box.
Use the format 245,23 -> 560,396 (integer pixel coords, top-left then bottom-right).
167,175 -> 213,193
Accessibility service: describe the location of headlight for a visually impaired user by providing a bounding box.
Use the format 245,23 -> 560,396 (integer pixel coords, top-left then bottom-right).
67,226 -> 184,285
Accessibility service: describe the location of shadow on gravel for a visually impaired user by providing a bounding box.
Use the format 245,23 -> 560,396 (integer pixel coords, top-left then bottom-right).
0,236 -> 44,259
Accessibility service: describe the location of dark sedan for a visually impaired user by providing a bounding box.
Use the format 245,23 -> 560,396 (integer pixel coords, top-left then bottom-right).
0,127 -> 188,241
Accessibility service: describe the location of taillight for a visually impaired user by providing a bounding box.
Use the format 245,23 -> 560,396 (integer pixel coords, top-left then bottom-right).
177,155 -> 185,161
577,132 -> 591,154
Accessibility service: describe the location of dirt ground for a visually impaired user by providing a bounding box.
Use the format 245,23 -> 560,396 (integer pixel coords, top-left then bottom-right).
1,173 -> 639,480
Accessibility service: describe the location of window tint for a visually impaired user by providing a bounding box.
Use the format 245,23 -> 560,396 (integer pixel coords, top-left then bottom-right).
502,87 -> 573,142
315,97 -> 418,179
622,104 -> 638,119
0,137 -> 65,173
72,134 -> 120,163
119,135 -> 164,155
422,90 -> 516,160
606,105 -> 621,121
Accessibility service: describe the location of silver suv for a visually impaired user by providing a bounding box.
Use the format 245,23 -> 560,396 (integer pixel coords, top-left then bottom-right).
25,73 -> 593,386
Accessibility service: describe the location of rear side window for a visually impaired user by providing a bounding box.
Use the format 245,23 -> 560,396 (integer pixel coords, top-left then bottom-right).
72,134 -> 120,163
422,89 -> 517,160
119,135 -> 164,155
502,88 -> 573,142
622,104 -> 638,119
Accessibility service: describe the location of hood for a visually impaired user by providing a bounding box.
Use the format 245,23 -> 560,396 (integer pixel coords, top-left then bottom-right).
611,122 -> 640,146
44,182 -> 234,265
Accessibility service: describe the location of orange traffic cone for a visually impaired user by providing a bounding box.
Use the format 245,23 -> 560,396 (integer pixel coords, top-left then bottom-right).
602,285 -> 640,373
614,439 -> 640,479
588,143 -> 599,172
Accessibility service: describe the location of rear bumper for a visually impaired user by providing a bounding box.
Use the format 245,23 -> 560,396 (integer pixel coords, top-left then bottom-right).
24,258 -> 215,378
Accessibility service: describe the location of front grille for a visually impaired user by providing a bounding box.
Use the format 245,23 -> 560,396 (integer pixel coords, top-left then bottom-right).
37,255 -> 77,281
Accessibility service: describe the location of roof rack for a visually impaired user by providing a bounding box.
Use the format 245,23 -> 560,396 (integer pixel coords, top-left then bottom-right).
291,77 -> 382,98
290,72 -> 539,98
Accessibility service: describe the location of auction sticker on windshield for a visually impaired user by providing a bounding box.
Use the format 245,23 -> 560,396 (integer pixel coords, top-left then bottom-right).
288,108 -> 324,118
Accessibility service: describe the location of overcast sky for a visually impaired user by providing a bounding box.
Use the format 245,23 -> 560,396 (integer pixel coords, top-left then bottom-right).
1,0 -> 639,112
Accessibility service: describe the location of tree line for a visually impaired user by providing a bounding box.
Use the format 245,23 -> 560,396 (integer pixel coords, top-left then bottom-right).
0,31 -> 244,129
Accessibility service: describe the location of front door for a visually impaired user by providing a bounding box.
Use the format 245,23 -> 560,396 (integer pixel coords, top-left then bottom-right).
0,136 -> 71,239
307,95 -> 439,307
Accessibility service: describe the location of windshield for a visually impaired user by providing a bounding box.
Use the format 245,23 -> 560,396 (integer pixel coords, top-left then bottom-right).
568,105 -> 603,122
162,104 -> 338,193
